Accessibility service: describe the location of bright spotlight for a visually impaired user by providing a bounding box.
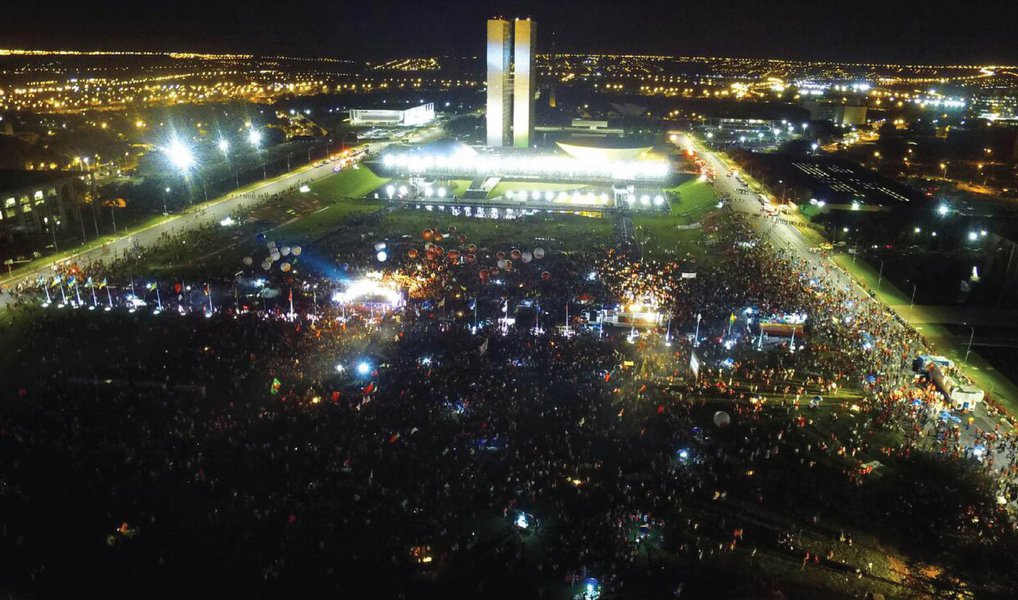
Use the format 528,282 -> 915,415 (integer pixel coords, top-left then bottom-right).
937,204 -> 949,216
356,361 -> 371,376
218,139 -> 230,154
248,129 -> 262,147
164,138 -> 195,172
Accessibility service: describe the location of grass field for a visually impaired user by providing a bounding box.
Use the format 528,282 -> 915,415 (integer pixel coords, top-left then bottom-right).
341,208 -> 613,254
633,178 -> 719,261
310,166 -> 389,199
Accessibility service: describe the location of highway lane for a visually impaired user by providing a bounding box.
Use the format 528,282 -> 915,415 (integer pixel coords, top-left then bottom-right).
0,139 -> 399,299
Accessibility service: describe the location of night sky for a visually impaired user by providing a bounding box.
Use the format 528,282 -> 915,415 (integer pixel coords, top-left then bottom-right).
3,0 -> 1017,64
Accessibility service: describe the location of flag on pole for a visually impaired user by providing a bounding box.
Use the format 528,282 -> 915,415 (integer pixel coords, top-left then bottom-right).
437,297 -> 445,308
288,288 -> 293,303
729,312 -> 737,324
478,337 -> 489,355
51,275 -> 62,288
204,283 -> 210,296
86,276 -> 93,287
98,278 -> 108,289
67,276 -> 77,288
270,378 -> 282,395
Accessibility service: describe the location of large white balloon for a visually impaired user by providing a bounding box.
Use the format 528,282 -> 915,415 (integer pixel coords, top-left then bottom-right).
521,251 -> 533,263
270,251 -> 281,261
280,262 -> 292,272
374,242 -> 387,252
533,248 -> 545,259
242,256 -> 253,266
497,259 -> 509,270
713,411 -> 732,428
292,246 -> 302,256
281,246 -> 291,256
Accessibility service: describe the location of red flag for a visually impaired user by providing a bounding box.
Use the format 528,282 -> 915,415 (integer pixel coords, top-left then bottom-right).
288,288 -> 293,302
388,433 -> 400,443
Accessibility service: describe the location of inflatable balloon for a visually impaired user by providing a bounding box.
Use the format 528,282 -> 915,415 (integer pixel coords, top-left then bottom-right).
533,248 -> 545,259
280,262 -> 292,272
262,261 -> 272,271
376,250 -> 388,262
541,271 -> 551,281
424,242 -> 434,251
510,249 -> 522,260
374,242 -> 386,252
271,251 -> 281,261
407,248 -> 419,259
497,259 -> 508,270
242,256 -> 254,266
713,411 -> 731,428
521,251 -> 533,263
291,246 -> 302,256
267,240 -> 277,249
281,246 -> 291,256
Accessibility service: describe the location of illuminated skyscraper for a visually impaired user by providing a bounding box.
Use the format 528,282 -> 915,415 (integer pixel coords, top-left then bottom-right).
486,19 -> 512,147
486,18 -> 537,148
512,19 -> 536,148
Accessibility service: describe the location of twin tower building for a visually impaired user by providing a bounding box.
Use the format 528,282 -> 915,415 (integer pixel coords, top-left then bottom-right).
486,18 -> 536,148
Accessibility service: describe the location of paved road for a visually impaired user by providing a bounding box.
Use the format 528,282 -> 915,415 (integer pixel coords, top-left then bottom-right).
0,140 -> 397,300
675,133 -> 1013,472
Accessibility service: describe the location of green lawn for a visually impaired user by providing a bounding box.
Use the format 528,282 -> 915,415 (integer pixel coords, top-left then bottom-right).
831,254 -> 910,306
310,166 -> 389,199
325,208 -> 612,254
633,179 -> 719,260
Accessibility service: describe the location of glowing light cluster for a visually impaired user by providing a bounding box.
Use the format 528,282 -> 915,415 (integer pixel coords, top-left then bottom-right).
382,150 -> 670,182
331,278 -> 403,307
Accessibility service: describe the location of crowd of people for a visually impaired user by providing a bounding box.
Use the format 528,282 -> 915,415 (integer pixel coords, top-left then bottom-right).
2,193 -> 1018,599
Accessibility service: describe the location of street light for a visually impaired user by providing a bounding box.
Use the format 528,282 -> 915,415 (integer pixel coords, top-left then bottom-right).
218,139 -> 230,155
248,129 -> 262,147
163,138 -> 195,172
937,203 -> 949,216
964,323 -> 975,367
162,187 -> 170,215
907,280 -> 917,322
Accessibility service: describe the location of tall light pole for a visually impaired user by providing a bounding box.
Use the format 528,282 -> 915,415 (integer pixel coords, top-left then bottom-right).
876,257 -> 884,292
162,137 -> 197,207
907,280 -> 917,322
964,323 -> 975,367
162,187 -> 170,215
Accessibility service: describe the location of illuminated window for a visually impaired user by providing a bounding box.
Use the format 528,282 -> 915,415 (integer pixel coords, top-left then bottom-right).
22,204 -> 32,213
4,198 -> 13,208
34,190 -> 44,201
